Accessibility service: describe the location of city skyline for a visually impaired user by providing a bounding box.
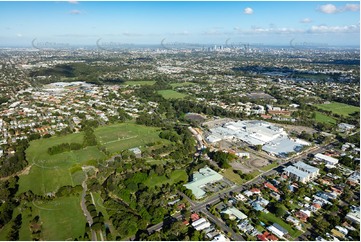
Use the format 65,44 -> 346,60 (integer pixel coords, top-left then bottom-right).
0,1 -> 360,47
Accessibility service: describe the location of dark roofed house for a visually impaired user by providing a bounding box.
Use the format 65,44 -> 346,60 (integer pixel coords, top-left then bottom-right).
272,223 -> 288,236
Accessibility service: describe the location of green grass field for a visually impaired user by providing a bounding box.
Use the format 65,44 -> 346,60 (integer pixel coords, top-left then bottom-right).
144,170 -> 187,188
32,196 -> 86,240
124,80 -> 156,86
259,212 -> 303,238
221,169 -> 243,185
315,102 -> 359,116
157,90 -> 188,99
260,162 -> 279,172
314,111 -> 337,124
95,123 -> 164,154
19,146 -> 105,195
18,122 -> 164,195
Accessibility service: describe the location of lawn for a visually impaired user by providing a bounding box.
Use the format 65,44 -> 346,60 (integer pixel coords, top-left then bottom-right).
32,196 -> 86,241
259,212 -> 303,238
221,168 -> 243,185
260,162 -> 279,172
95,122 -> 165,154
144,170 -> 187,188
0,219 -> 13,240
124,80 -> 156,86
157,89 -> 188,99
19,146 -> 105,195
314,111 -> 337,124
315,102 -> 359,116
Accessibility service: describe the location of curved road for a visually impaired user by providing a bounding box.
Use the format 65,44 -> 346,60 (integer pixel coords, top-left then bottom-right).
80,167 -> 97,241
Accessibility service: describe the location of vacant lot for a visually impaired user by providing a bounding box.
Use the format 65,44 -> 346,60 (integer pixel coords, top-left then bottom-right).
278,124 -> 317,134
220,168 -> 243,185
315,102 -> 359,116
157,89 -> 188,99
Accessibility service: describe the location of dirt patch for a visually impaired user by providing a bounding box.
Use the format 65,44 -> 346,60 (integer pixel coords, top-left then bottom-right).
278,124 -> 317,134
249,157 -> 270,168
202,118 -> 234,128
185,113 -> 207,123
230,161 -> 255,174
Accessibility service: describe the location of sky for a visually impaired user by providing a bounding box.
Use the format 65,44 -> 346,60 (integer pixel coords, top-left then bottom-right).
0,1 -> 359,47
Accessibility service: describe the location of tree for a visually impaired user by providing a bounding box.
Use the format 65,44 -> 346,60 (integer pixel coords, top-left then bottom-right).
274,204 -> 287,217
255,144 -> 262,151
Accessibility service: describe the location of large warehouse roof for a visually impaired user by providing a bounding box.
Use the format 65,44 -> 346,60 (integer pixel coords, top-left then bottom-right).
207,120 -> 307,156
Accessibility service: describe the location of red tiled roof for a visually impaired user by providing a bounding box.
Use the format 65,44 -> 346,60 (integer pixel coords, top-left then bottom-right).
312,203 -> 321,209
267,234 -> 279,241
190,213 -> 200,222
261,114 -> 272,119
251,188 -> 261,193
257,234 -> 268,241
182,220 -> 189,225
178,203 -> 185,210
295,211 -> 308,222
264,182 -> 279,193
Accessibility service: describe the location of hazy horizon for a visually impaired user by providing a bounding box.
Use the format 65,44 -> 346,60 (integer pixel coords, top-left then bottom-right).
0,1 -> 359,48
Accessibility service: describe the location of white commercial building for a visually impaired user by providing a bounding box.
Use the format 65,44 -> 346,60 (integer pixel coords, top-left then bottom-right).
221,207 -> 248,220
315,153 -> 339,168
283,161 -> 319,183
184,167 -> 223,199
192,218 -> 211,231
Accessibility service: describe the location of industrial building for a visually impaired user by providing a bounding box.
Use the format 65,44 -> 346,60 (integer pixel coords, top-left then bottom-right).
315,153 -> 339,168
184,167 -> 224,199
207,120 -> 307,157
283,161 -> 319,183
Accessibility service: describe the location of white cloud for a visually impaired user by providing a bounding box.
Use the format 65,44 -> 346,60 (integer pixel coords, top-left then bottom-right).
249,25 -> 303,34
170,31 -> 190,36
318,3 -> 360,14
232,23 -> 359,35
344,3 -> 360,12
16,33 -> 22,37
69,10 -> 81,15
300,18 -> 312,23
243,7 -> 253,15
122,32 -> 143,37
309,24 -> 360,33
319,4 -> 337,14
68,1 -> 78,4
